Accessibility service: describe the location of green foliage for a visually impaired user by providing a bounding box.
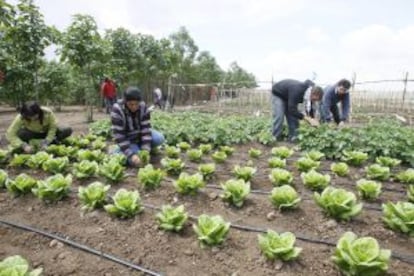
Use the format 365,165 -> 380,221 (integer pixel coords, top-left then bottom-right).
220,179 -> 250,207
6,173 -> 37,196
258,230 -> 302,261
156,204 -> 188,232
211,151 -> 227,163
268,168 -> 293,186
89,119 -> 112,139
268,157 -> 286,169
0,169 -> 8,188
314,187 -> 363,221
173,172 -> 205,195
382,201 -> 414,236
177,141 -> 191,151
0,149 -> 9,164
248,148 -> 262,159
0,255 -> 43,276
72,160 -> 99,179
78,181 -> 110,211
304,150 -> 325,161
198,143 -> 212,154
98,160 -> 125,183
77,149 -> 104,162
32,174 -> 72,202
160,157 -> 185,176
42,157 -> 69,174
9,154 -> 30,167
332,232 -> 391,276
138,150 -> 150,166
330,162 -> 350,177
187,149 -> 203,162
193,214 -> 230,247
104,189 -> 143,219
295,157 -> 320,172
356,179 -> 382,200
342,150 -> 368,166
269,185 -> 301,210
165,146 -> 181,158
365,164 -> 390,181
219,145 -> 235,156
396,169 -> 414,184
301,170 -> 331,191
408,185 -> 414,203
26,151 -> 51,169
271,146 -> 294,159
375,156 -> 401,168
198,163 -> 216,180
137,164 -> 165,190
232,165 -> 256,182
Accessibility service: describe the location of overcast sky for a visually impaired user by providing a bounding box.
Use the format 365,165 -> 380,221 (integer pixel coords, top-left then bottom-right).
28,0 -> 414,87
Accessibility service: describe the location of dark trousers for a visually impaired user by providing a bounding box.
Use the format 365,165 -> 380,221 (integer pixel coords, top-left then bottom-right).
330,105 -> 341,124
17,127 -> 73,143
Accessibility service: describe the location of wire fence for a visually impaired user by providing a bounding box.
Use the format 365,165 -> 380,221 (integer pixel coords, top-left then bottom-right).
165,77 -> 414,124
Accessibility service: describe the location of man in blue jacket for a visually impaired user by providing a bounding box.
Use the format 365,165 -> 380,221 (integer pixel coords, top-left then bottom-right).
321,79 -> 352,125
271,79 -> 322,142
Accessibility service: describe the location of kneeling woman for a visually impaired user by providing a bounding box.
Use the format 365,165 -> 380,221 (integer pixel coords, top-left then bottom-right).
6,101 -> 72,153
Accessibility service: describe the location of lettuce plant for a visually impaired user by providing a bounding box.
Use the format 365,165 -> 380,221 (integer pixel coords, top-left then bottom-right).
46,144 -> 76,158
137,164 -> 165,190
0,255 -> 43,276
271,146 -> 294,159
301,170 -> 330,191
332,232 -> 391,276
177,141 -> 191,151
193,214 -> 230,247
198,163 -> 216,180
233,165 -> 256,182
365,164 -> 390,181
330,162 -> 350,177
32,174 -> 72,202
187,149 -> 203,162
103,153 -> 127,166
161,158 -> 185,176
72,160 -> 99,179
91,139 -> 106,150
408,185 -> 414,203
375,156 -> 401,168
341,150 -> 368,166
219,145 -> 235,156
248,148 -> 262,159
269,185 -> 301,210
304,150 -> 325,161
98,160 -> 126,183
258,230 -> 302,261
138,150 -> 150,166
0,149 -> 9,164
356,179 -> 382,200
165,146 -> 181,158
268,157 -> 286,169
220,179 -> 250,207
0,169 -> 8,188
9,154 -> 30,167
77,149 -> 104,162
26,151 -> 51,169
396,168 -> 414,184
269,168 -> 293,186
382,201 -> 414,236
314,187 -> 363,221
104,189 -> 143,218
42,157 -> 69,174
295,157 -> 320,172
173,172 -> 205,195
6,173 -> 37,196
156,204 -> 188,232
211,151 -> 227,163
78,181 -> 110,211
198,143 -> 212,154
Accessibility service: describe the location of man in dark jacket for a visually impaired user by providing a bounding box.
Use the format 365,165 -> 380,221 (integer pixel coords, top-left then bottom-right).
111,87 -> 165,167
320,79 -> 351,126
271,79 -> 322,142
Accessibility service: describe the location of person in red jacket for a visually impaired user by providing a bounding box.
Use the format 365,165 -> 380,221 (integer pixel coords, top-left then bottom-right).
100,77 -> 117,114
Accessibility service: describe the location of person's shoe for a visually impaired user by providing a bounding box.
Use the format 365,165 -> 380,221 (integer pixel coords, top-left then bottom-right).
287,136 -> 298,144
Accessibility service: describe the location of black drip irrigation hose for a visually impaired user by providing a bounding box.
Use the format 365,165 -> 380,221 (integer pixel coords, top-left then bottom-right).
0,219 -> 163,276
141,203 -> 414,265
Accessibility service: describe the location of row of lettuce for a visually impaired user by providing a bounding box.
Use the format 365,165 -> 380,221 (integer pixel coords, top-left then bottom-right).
89,111 -> 414,166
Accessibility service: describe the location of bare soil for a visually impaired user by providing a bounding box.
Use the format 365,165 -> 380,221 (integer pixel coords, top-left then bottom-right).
0,106 -> 413,276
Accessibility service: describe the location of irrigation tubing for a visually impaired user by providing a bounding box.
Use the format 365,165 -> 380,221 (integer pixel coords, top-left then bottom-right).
0,219 -> 163,276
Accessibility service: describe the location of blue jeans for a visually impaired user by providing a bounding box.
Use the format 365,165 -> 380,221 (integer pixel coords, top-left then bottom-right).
112,130 -> 165,165
104,97 -> 116,114
271,95 -> 299,141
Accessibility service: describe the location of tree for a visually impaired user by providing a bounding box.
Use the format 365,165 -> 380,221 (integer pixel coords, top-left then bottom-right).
60,14 -> 107,121
224,62 -> 257,88
0,0 -> 55,105
192,51 -> 224,83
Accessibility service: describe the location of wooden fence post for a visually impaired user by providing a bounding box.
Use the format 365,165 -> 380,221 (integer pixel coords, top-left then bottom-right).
402,72 -> 409,110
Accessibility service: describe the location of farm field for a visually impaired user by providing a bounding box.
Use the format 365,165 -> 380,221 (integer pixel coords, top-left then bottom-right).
0,107 -> 413,276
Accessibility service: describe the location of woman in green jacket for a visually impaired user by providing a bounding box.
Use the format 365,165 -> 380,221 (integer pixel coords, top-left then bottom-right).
6,101 -> 72,153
